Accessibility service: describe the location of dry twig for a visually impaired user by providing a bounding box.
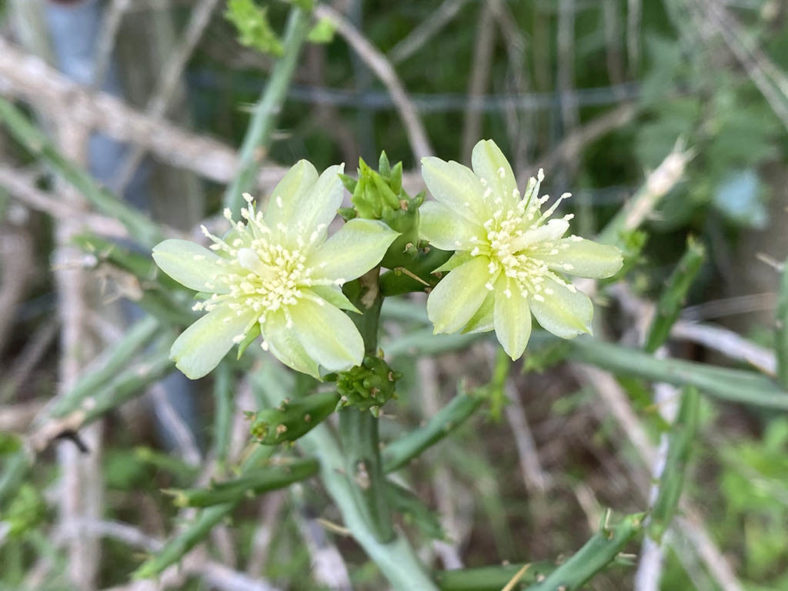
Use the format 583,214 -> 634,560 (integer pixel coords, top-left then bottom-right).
388,0 -> 472,65
113,0 -> 221,191
461,2 -> 496,162
314,5 -> 433,160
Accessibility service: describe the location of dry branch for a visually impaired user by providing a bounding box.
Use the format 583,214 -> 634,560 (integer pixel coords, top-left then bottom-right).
0,163 -> 129,237
0,36 -> 285,188
314,5 -> 433,160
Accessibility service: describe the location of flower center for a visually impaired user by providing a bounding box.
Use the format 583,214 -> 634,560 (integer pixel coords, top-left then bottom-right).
196,195 -> 324,327
226,240 -> 310,315
471,179 -> 575,301
481,209 -> 550,299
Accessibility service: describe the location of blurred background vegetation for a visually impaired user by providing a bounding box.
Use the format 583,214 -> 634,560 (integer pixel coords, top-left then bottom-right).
0,0 -> 786,590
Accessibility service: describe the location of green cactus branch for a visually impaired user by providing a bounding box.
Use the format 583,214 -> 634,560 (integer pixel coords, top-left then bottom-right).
133,445 -> 274,578
166,457 -> 319,508
648,386 -> 700,542
383,383 -> 484,473
644,236 -> 706,353
568,337 -> 788,410
524,512 -> 644,591
776,257 -> 788,388
256,360 -> 438,590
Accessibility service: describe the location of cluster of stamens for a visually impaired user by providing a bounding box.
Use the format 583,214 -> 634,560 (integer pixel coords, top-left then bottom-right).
469,169 -> 580,301
192,194 -> 339,343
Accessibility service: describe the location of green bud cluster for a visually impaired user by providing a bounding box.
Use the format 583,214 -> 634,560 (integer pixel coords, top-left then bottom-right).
336,355 -> 400,412
340,152 -> 424,269
248,391 -> 340,445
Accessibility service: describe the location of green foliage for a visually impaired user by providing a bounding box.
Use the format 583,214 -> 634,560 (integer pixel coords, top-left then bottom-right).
225,0 -> 283,57
307,18 -> 335,44
636,35 -> 779,231
2,484 -> 46,538
0,432 -> 21,455
718,420 -> 788,586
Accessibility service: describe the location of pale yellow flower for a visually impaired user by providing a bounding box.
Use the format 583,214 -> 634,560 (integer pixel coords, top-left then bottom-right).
153,161 -> 398,379
420,140 -> 622,359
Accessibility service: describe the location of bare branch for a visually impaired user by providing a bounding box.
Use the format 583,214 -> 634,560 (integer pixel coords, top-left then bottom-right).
388,0 -> 472,65
0,164 -> 129,238
113,0 -> 221,191
461,2 -> 495,162
0,36 -> 287,189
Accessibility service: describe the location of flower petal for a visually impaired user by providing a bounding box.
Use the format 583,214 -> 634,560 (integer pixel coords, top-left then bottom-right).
290,296 -> 364,372
309,285 -> 360,313
536,237 -> 623,279
419,201 -> 483,251
292,164 -> 346,240
262,310 -> 321,378
493,277 -> 532,359
308,218 -> 398,282
427,256 -> 495,334
152,239 -> 230,293
434,251 -> 473,274
530,277 -> 593,338
171,306 -> 256,379
471,139 -> 519,207
264,159 -> 319,228
421,157 -> 489,222
462,290 -> 494,334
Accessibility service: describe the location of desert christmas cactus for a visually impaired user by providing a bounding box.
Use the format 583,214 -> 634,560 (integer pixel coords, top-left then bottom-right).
144,140 -> 640,589
5,1 -> 782,586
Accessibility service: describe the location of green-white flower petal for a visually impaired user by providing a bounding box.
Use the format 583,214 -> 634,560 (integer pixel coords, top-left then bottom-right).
427,256 -> 495,334
530,277 -> 593,338
419,201 -> 483,251
309,285 -> 360,313
421,157 -> 489,222
434,251 -> 474,274
537,237 -> 623,279
493,277 -> 531,359
262,310 -> 321,378
152,239 -> 230,293
264,159 -> 319,228
471,139 -> 519,207
462,291 -> 494,333
170,305 -> 256,379
308,218 -> 398,282
291,296 -> 364,372
291,164 -> 345,240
